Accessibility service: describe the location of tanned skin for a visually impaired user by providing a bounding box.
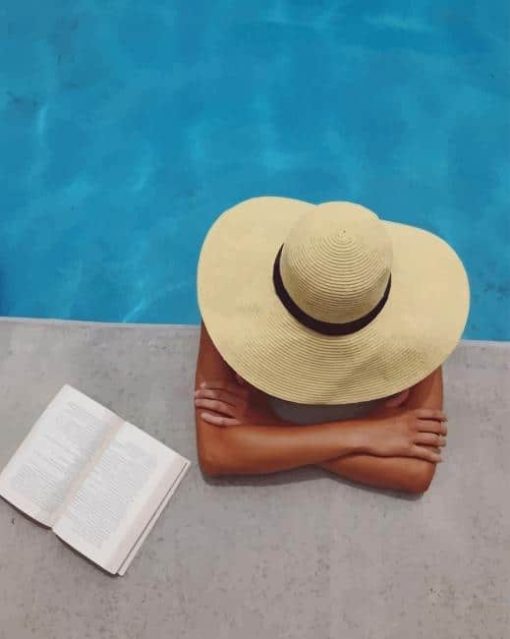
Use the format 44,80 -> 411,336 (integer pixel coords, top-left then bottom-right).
194,324 -> 447,494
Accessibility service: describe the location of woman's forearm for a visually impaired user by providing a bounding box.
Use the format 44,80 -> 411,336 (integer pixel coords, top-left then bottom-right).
318,368 -> 444,492
197,417 -> 361,476
320,455 -> 434,493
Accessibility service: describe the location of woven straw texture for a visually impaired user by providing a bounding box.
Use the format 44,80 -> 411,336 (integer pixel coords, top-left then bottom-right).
197,197 -> 470,404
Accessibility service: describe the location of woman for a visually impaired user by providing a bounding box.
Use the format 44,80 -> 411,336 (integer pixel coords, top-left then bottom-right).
194,197 -> 469,493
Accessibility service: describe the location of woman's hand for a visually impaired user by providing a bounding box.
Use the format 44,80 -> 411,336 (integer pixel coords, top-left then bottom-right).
355,407 -> 447,463
194,379 -> 279,426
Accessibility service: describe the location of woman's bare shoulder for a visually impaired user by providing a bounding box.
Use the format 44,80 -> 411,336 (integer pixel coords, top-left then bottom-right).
196,322 -> 235,384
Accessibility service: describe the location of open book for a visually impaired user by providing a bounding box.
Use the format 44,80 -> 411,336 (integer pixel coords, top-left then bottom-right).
0,385 -> 190,575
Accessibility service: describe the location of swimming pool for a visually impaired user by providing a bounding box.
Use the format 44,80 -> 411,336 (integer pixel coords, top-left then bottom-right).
1,2 -> 509,339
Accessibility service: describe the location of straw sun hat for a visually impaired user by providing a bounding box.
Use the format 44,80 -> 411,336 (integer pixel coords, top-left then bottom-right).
197,197 -> 469,404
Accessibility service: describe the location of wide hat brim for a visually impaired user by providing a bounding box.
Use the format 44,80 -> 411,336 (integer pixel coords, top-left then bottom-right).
197,197 -> 470,404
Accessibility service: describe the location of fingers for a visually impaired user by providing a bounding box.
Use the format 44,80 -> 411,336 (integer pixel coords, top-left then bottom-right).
414,408 -> 447,422
194,384 -> 246,425
194,388 -> 242,406
410,445 -> 442,463
201,412 -> 241,427
195,382 -> 249,427
199,380 -> 247,394
194,397 -> 236,416
414,432 -> 447,447
417,419 -> 448,435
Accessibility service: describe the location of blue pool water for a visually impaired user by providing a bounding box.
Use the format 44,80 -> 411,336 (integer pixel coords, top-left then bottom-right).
0,1 -> 509,339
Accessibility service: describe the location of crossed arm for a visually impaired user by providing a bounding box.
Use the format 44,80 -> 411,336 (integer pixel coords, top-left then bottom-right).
194,325 -> 446,493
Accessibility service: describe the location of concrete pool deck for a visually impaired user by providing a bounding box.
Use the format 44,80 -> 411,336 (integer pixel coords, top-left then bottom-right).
0,318 -> 508,639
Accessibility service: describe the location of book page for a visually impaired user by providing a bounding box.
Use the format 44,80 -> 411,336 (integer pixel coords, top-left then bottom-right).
0,386 -> 121,526
53,422 -> 189,574
117,458 -> 189,576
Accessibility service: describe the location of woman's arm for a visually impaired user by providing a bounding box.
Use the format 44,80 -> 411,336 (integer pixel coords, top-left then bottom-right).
197,418 -> 363,476
319,369 -> 444,493
194,325 -> 446,478
195,326 -> 364,474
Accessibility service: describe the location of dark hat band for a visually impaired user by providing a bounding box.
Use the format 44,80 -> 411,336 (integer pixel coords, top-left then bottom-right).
272,245 -> 392,336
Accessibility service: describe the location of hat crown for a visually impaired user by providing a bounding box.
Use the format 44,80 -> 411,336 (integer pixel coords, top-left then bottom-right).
280,202 -> 393,324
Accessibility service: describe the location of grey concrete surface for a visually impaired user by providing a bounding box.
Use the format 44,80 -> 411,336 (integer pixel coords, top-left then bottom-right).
0,318 -> 509,639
